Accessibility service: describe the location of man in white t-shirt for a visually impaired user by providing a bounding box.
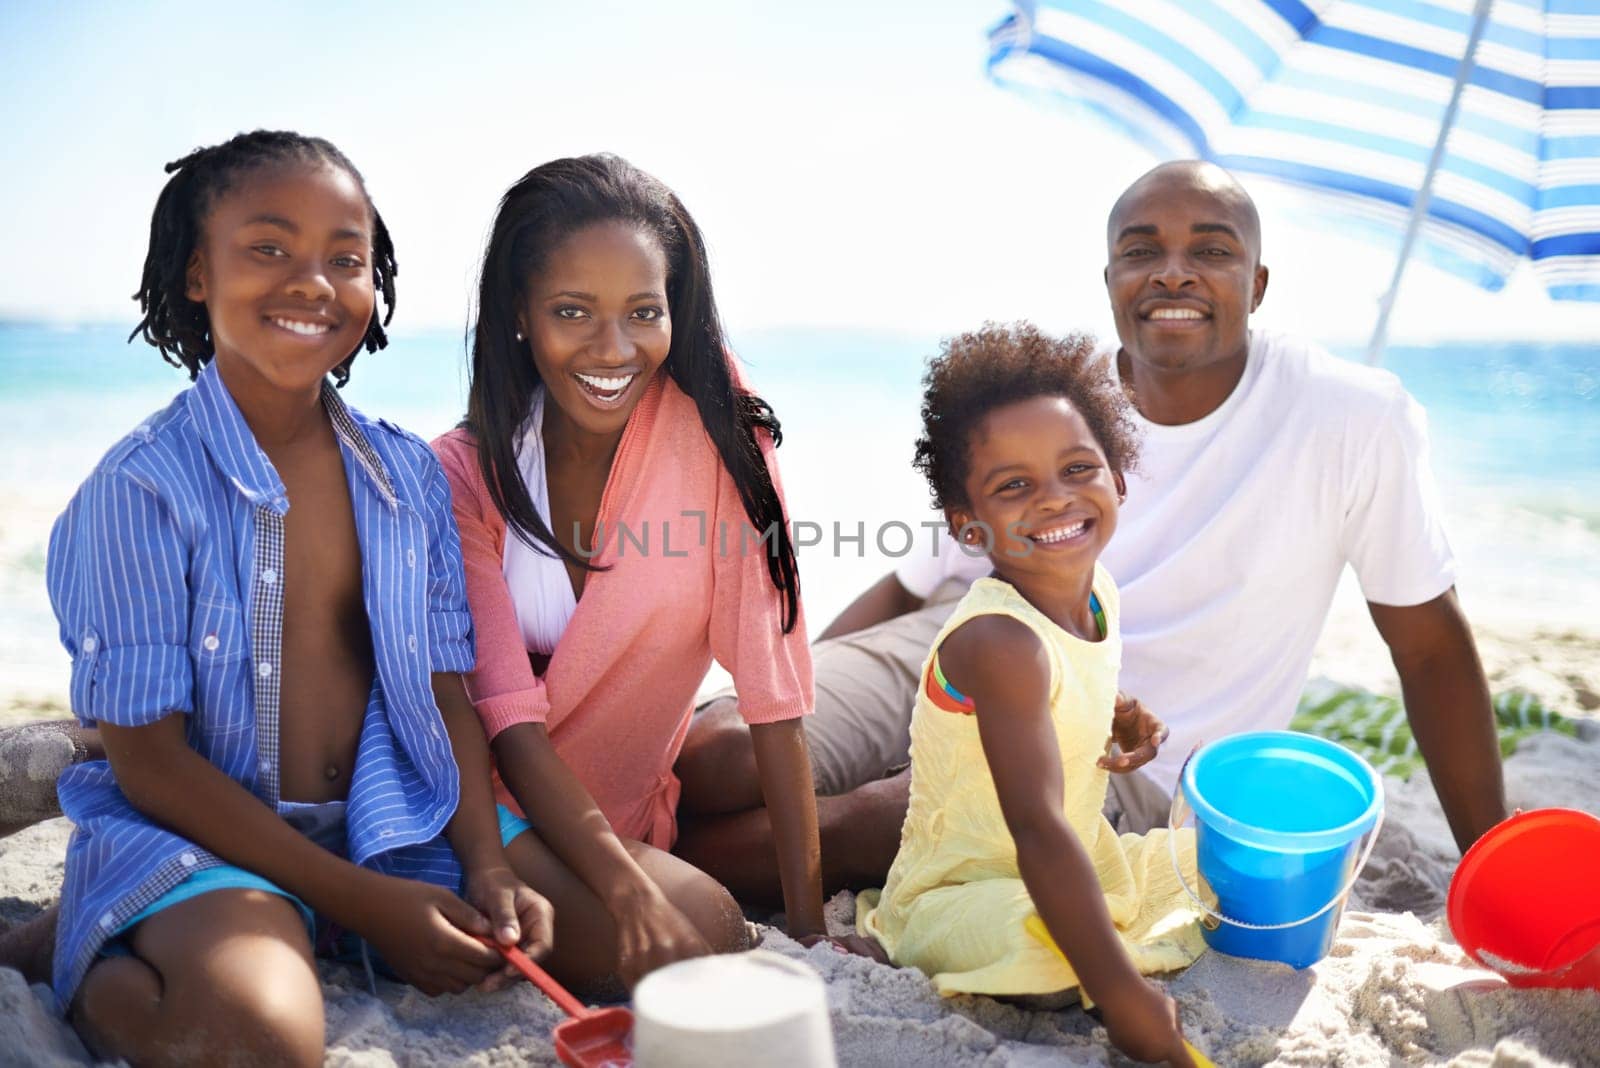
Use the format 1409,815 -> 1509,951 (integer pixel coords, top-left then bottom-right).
673,161 -> 1505,902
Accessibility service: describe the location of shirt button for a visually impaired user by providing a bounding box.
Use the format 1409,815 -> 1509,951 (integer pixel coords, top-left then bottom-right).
180,852 -> 197,867
407,634 -> 418,653
260,568 -> 278,584
99,912 -> 116,930
81,636 -> 98,653
406,549 -> 417,568
258,758 -> 272,774
258,662 -> 273,678
202,634 -> 220,652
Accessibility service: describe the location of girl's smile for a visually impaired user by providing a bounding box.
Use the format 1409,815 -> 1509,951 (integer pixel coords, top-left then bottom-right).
1024,516 -> 1098,550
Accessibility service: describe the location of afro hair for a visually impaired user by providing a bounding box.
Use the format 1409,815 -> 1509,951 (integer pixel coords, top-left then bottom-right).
912,322 -> 1140,512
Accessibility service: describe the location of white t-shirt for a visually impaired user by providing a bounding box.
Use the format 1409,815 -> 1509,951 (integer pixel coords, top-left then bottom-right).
896,331 -> 1457,792
895,534 -> 992,599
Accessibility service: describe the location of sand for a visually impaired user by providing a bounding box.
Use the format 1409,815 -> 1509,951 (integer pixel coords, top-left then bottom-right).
3,727 -> 1597,1067
3,604 -> 1598,1066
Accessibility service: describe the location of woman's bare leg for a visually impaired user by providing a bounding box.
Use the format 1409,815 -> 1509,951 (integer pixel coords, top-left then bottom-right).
501,827 -> 749,997
675,699 -> 765,816
71,889 -> 321,1068
674,768 -> 910,908
675,684 -> 913,906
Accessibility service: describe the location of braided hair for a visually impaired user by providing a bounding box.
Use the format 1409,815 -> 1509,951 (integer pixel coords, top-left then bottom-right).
465,154 -> 801,632
130,130 -> 397,386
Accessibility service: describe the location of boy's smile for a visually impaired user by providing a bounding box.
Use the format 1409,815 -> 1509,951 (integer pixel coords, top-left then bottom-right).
185,163 -> 375,397
267,315 -> 336,337
951,395 -> 1122,582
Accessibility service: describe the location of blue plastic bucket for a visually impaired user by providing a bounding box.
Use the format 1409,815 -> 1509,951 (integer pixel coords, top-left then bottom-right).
1170,731 -> 1384,968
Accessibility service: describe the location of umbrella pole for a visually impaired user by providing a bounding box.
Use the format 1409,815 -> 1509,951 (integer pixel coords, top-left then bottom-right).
1365,0 -> 1494,366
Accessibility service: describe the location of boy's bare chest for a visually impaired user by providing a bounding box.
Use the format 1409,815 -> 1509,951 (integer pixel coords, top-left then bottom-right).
280,462 -> 367,620
271,443 -> 373,801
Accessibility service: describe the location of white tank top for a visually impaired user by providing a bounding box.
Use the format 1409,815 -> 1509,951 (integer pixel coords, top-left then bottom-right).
501,388 -> 578,656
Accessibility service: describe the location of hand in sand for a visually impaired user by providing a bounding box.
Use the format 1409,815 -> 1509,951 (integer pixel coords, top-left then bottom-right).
798,932 -> 891,964
1100,977 -> 1197,1067
362,874 -> 509,996
1098,692 -> 1169,774
466,864 -> 556,992
610,887 -> 712,989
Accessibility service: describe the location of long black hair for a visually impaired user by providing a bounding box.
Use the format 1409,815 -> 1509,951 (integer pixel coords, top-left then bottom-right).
130,129 -> 398,386
465,154 -> 800,632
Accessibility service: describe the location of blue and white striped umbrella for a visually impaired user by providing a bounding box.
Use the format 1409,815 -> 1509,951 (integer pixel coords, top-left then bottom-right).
987,0 -> 1600,337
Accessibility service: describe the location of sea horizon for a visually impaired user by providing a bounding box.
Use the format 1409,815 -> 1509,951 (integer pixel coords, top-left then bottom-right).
3,321 -> 1596,705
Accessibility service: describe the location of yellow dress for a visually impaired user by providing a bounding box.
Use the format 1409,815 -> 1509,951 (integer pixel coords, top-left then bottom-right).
857,568 -> 1206,997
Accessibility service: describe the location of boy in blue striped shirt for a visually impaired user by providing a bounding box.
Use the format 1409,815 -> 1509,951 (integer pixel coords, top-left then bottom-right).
45,131 -> 551,1065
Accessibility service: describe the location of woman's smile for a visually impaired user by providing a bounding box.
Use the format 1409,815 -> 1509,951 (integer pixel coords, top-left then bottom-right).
572,369 -> 642,408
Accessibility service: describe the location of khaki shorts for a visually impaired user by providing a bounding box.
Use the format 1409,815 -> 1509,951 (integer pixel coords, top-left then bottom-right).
699,577 -> 1171,836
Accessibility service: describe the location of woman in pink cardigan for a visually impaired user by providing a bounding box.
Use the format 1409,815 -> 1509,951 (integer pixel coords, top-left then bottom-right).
434,155 -> 844,994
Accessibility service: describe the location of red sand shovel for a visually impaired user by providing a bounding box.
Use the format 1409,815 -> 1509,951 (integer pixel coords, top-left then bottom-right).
481,937 -> 634,1067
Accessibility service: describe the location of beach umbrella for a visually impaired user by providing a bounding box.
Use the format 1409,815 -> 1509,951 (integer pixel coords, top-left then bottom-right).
986,0 -> 1600,363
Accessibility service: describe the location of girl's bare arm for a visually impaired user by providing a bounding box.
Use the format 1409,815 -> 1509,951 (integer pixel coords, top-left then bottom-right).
940,616 -> 1192,1066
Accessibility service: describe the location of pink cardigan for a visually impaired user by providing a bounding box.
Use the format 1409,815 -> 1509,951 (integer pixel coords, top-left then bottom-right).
433,369 -> 813,848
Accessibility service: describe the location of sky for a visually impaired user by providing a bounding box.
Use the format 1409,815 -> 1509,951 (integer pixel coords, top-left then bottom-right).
2,0 -> 1596,347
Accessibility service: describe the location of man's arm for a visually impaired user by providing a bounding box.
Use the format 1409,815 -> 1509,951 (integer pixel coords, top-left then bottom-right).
817,572 -> 923,641
1368,588 -> 1505,852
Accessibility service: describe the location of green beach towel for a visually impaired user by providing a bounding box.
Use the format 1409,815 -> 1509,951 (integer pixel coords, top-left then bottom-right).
1293,682 -> 1577,779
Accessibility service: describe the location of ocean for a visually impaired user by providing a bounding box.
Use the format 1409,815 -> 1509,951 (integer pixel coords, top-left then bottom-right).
2,323 -> 1596,703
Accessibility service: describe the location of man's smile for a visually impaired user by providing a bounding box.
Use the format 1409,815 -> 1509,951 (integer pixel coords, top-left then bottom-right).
1139,301 -> 1210,326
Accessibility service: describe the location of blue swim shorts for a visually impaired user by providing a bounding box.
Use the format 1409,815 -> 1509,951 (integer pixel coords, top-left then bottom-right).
103,804 -> 534,956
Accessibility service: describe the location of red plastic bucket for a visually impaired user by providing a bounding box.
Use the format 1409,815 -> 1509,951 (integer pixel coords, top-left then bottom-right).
1447,808 -> 1600,989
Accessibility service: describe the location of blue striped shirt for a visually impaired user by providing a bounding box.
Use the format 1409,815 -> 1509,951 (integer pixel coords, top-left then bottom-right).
47,361 -> 475,1001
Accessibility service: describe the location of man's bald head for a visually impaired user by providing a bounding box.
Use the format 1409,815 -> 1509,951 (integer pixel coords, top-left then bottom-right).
1107,161 -> 1261,261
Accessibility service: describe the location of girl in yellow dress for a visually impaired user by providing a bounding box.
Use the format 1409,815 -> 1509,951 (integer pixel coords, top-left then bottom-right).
858,323 -> 1205,1067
